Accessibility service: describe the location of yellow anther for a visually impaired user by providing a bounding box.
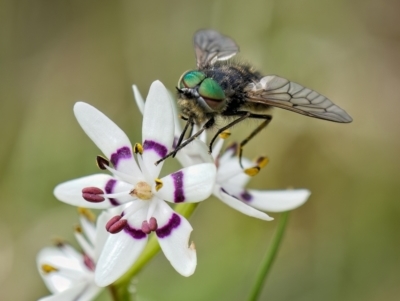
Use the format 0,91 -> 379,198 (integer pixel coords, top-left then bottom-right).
190,241 -> 196,250
244,166 -> 260,177
133,143 -> 143,154
256,156 -> 269,168
77,207 -> 96,222
219,130 -> 231,139
41,264 -> 58,274
74,225 -> 82,233
52,238 -> 65,247
155,178 -> 163,191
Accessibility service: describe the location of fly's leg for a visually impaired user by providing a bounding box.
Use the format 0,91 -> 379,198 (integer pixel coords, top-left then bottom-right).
173,117 -> 194,157
208,112 -> 251,154
155,117 -> 215,165
238,113 -> 272,170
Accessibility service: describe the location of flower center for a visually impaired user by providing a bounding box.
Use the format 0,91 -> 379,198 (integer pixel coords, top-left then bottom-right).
130,181 -> 153,200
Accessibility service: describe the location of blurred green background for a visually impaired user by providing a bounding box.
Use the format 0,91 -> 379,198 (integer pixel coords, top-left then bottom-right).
1,0 -> 399,300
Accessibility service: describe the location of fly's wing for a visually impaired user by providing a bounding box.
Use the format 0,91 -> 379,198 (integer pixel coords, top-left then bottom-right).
246,76 -> 353,123
194,29 -> 239,69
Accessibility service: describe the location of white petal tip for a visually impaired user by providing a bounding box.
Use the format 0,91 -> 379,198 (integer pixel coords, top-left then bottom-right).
73,101 -> 89,112
176,256 -> 197,277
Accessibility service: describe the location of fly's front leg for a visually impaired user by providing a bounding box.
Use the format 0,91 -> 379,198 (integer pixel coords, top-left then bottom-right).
173,117 -> 194,157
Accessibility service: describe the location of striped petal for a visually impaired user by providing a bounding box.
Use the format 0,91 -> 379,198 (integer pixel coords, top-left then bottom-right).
154,201 -> 196,276
54,174 -> 133,209
141,81 -> 174,179
243,189 -> 311,212
214,186 -> 273,221
155,163 -> 216,203
73,102 -> 141,179
95,205 -> 149,287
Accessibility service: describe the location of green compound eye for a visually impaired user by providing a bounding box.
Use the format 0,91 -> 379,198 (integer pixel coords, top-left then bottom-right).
198,78 -> 225,101
180,71 -> 206,89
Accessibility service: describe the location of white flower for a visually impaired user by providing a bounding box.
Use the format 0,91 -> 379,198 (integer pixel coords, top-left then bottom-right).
133,85 -> 310,221
54,81 -> 216,286
210,141 -> 310,218
37,209 -> 111,301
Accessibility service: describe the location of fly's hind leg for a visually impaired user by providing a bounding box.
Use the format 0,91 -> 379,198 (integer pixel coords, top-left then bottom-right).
237,113 -> 272,174
208,111 -> 272,175
208,112 -> 251,154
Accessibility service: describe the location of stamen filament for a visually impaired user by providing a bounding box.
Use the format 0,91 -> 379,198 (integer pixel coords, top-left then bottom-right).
103,164 -> 140,184
102,191 -> 131,199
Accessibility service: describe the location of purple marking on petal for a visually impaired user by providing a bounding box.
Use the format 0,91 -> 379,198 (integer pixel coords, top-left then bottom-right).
156,213 -> 181,238
171,171 -> 185,203
143,140 -> 168,158
124,223 -> 147,239
240,190 -> 253,202
110,146 -> 132,168
105,179 -> 120,206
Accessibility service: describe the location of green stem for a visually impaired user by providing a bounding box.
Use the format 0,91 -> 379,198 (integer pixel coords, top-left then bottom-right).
109,203 -> 199,301
246,212 -> 290,301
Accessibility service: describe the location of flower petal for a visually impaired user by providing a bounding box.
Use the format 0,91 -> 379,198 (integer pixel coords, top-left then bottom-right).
175,139 -> 214,167
79,215 -> 96,247
95,206 -> 149,286
94,210 -> 117,261
38,282 -> 101,301
154,201 -> 196,276
218,142 -> 238,166
211,138 -> 224,160
214,186 -> 274,221
132,85 -> 145,115
168,90 -> 183,137
37,246 -> 87,294
217,156 -> 252,185
244,189 -> 311,212
141,81 -> 174,179
155,163 -> 216,203
73,102 -> 141,178
54,174 -> 133,209
74,231 -> 95,261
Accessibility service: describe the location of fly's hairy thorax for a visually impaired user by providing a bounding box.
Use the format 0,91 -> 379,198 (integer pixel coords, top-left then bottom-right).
203,61 -> 263,116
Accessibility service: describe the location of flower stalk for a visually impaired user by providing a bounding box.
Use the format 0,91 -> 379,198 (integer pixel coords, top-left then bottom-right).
246,212 -> 290,301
